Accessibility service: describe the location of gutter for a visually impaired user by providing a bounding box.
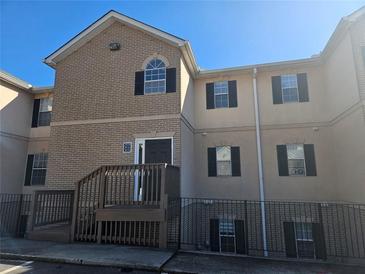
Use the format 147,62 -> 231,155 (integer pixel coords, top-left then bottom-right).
252,68 -> 268,256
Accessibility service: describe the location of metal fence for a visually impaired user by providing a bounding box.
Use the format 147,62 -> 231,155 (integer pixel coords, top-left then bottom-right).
0,194 -> 32,237
167,197 -> 365,261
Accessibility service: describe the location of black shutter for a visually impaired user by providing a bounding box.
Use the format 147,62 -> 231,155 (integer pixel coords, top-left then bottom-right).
276,145 -> 289,176
206,83 -> 215,109
166,68 -> 176,93
208,147 -> 217,177
231,146 -> 241,177
304,144 -> 317,176
312,223 -> 327,260
24,154 -> 34,186
297,73 -> 309,102
228,80 -> 237,108
31,99 -> 40,128
234,220 -> 246,254
210,219 -> 220,252
283,222 -> 297,258
272,76 -> 283,104
134,71 -> 144,95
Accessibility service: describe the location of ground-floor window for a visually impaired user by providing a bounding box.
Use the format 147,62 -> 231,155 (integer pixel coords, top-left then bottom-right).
284,221 -> 326,260
219,219 -> 236,253
210,218 -> 246,254
295,222 -> 315,259
24,152 -> 48,186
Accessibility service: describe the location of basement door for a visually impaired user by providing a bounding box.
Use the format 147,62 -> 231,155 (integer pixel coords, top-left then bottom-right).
134,138 -> 173,200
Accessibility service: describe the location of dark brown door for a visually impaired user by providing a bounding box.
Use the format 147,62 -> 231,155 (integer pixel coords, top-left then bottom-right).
144,139 -> 172,164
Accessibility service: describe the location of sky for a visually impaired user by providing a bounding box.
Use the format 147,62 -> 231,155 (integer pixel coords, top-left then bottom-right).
1,1 -> 364,86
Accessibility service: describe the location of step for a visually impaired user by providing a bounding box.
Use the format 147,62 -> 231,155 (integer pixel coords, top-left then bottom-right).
27,224 -> 71,243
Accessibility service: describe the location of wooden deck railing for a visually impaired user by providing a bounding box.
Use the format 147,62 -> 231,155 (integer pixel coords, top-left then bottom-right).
71,164 -> 180,247
31,190 -> 74,229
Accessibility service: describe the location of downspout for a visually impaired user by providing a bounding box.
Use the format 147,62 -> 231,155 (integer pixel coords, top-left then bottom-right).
252,68 -> 268,256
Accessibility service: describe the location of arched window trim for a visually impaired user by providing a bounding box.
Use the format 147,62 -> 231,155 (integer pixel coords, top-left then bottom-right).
144,58 -> 167,94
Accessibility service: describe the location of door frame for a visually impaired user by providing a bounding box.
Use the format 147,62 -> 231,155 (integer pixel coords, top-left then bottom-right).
134,137 -> 174,165
133,137 -> 174,201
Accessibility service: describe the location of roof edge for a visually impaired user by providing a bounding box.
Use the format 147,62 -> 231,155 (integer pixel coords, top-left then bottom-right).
0,70 -> 32,90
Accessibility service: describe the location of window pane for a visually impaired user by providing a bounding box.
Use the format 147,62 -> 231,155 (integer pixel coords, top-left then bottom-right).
282,88 -> 299,103
220,236 -> 235,253
287,144 -> 304,159
31,169 -> 46,185
219,219 -> 234,235
38,112 -> 51,126
297,240 -> 315,259
281,75 -> 297,89
144,58 -> 166,94
216,146 -> 231,176
39,97 -> 53,112
215,94 -> 228,108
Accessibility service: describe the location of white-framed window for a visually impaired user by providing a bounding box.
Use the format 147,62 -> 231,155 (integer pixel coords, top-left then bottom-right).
219,219 -> 236,253
38,97 -> 53,126
31,153 -> 48,185
295,222 -> 315,259
214,81 -> 229,108
281,74 -> 299,103
216,146 -> 232,176
287,144 -> 306,176
144,58 -> 166,94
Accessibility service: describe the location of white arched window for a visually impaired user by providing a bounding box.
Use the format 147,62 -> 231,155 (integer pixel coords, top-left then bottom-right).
144,58 -> 166,94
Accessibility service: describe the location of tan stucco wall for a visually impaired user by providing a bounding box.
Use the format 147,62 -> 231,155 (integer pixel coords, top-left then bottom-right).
261,126 -> 337,201
194,72 -> 255,129
180,121 -> 195,197
193,130 -> 260,200
0,80 -> 32,193
180,58 -> 195,126
323,32 -> 360,119
330,107 -> 365,203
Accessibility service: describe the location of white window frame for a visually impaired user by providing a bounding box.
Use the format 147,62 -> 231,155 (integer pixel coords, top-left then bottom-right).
216,146 -> 232,177
38,97 -> 53,126
144,59 -> 166,94
286,144 -> 306,177
30,152 -> 48,186
214,81 -> 229,108
281,74 -> 299,103
294,222 -> 315,259
219,219 -> 236,253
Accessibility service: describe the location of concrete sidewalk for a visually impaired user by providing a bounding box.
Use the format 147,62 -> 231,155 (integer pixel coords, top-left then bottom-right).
164,252 -> 365,274
0,237 -> 173,271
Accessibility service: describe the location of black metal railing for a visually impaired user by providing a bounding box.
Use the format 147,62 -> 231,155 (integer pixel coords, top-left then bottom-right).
0,194 -> 32,237
32,190 -> 74,229
167,197 -> 365,261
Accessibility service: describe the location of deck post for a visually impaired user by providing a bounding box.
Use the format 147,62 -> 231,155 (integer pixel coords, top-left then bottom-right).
97,166 -> 107,244
70,183 -> 80,242
158,165 -> 168,248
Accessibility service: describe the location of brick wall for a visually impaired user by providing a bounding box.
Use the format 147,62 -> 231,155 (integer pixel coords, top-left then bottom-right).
47,118 -> 181,189
47,21 -> 183,189
52,21 -> 181,122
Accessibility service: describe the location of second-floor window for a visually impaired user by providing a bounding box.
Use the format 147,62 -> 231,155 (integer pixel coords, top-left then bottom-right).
272,73 -> 309,104
208,146 -> 241,177
31,97 -> 53,128
281,74 -> 299,103
38,97 -> 53,126
144,58 -> 166,94
206,80 -> 237,109
214,81 -> 229,108
276,143 -> 317,176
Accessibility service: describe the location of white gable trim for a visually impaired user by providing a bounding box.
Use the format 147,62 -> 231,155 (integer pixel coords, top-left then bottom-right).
44,10 -> 186,67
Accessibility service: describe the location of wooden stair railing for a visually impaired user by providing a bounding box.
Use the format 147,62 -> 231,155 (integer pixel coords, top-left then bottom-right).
71,164 -> 180,248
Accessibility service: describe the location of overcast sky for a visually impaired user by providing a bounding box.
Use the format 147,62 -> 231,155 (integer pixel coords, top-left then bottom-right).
1,1 -> 364,86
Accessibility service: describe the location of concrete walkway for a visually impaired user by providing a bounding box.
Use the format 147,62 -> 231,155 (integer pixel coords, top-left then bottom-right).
0,237 -> 173,271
